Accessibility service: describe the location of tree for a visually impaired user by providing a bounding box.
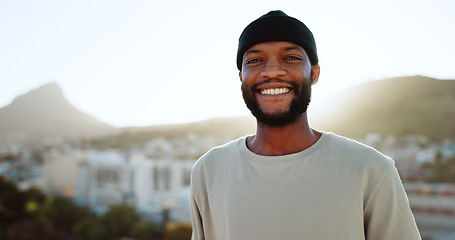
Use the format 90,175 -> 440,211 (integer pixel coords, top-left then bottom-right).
423,157 -> 455,183
129,220 -> 160,240
73,215 -> 106,240
0,177 -> 166,240
100,203 -> 141,240
22,186 -> 45,204
23,186 -> 46,218
0,176 -> 27,225
4,217 -> 65,240
164,222 -> 192,240
40,195 -> 92,237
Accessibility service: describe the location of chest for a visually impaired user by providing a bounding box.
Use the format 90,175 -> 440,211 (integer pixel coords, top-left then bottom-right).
206,160 -> 366,239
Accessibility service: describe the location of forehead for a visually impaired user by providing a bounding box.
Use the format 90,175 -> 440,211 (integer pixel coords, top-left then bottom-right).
244,41 -> 306,55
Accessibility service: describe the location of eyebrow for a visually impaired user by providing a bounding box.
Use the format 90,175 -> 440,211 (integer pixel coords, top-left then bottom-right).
244,49 -> 261,56
283,46 -> 303,51
244,46 -> 304,56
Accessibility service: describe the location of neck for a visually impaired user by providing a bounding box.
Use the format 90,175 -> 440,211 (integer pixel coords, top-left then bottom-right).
247,114 -> 321,156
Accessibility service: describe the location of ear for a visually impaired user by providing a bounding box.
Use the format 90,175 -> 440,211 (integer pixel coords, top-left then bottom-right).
311,64 -> 320,85
239,71 -> 243,82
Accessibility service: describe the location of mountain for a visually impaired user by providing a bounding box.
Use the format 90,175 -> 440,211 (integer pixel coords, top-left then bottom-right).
91,76 -> 455,149
0,83 -> 117,142
310,76 -> 455,140
1,76 -> 454,148
90,116 -> 257,148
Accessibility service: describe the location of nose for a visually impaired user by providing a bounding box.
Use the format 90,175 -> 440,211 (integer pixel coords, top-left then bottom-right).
260,59 -> 286,79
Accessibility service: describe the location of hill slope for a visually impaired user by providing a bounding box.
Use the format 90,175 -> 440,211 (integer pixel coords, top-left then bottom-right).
94,76 -> 455,148
311,76 -> 455,140
90,116 -> 257,148
1,76 -> 454,148
0,83 -> 117,141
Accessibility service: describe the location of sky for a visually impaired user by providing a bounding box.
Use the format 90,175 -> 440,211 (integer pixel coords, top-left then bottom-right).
1,0 -> 454,127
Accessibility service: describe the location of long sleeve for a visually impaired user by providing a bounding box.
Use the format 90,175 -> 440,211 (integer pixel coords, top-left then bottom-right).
187,134 -> 421,240
364,162 -> 421,240
190,192 -> 204,240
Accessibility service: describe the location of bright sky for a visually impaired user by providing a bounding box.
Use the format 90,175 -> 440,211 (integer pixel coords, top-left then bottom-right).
1,0 -> 454,127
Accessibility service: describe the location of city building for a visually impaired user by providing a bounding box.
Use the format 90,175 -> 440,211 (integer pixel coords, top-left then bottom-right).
405,183 -> 455,240
75,150 -> 195,222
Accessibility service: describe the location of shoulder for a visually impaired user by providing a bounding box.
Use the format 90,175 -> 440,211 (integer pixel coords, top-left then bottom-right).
190,137 -> 245,194
322,133 -> 401,197
191,136 -> 245,174
322,132 -> 395,169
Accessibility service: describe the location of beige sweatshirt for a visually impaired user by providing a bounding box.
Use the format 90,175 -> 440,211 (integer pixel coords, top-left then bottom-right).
190,132 -> 421,240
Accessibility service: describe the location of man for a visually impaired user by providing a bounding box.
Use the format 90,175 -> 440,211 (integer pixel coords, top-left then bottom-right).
190,10 -> 421,240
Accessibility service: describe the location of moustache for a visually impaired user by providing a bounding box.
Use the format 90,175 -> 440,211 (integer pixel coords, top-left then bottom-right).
249,78 -> 299,92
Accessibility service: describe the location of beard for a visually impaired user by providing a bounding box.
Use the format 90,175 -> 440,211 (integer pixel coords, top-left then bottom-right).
241,74 -> 312,128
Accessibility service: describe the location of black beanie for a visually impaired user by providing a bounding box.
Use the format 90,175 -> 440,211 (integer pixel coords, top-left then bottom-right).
236,10 -> 318,70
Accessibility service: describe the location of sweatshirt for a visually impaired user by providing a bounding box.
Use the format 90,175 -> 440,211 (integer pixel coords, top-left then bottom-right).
190,132 -> 421,240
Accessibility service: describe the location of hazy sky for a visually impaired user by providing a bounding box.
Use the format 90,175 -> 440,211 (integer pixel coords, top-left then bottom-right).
1,0 -> 454,127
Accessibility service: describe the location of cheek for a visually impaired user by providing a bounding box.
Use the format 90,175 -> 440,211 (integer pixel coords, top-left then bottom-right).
293,66 -> 311,78
240,81 -> 250,93
240,66 -> 261,79
291,68 -> 313,83
241,83 -> 255,98
240,71 -> 255,88
240,70 -> 250,81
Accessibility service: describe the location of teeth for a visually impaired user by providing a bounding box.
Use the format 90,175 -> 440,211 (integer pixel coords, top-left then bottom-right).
260,88 -> 290,95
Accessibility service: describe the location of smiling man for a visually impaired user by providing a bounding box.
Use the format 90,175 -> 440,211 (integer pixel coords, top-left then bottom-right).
190,10 -> 421,240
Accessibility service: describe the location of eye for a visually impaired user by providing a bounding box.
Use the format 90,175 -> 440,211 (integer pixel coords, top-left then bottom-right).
284,56 -> 302,61
245,58 -> 262,65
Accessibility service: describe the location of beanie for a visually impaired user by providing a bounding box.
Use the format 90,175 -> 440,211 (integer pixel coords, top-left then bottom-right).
236,10 -> 318,70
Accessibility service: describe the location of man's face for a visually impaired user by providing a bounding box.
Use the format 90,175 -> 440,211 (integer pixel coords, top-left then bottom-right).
239,41 -> 319,127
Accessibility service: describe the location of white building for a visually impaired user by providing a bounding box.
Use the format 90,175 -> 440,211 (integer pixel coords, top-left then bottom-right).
75,150 -> 195,222
75,150 -> 131,212
404,183 -> 455,240
42,148 -> 93,196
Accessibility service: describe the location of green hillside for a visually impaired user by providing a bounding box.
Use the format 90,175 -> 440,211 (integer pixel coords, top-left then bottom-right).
311,76 -> 455,140
87,76 -> 455,148
89,117 -> 256,149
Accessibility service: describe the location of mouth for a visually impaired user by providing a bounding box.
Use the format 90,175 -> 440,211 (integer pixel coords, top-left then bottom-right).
259,87 -> 292,95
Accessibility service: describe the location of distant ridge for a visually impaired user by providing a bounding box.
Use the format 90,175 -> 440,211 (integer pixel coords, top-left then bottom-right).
0,83 -> 117,142
90,116 -> 257,148
310,76 -> 455,140
91,76 -> 455,149
1,76 -> 454,148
